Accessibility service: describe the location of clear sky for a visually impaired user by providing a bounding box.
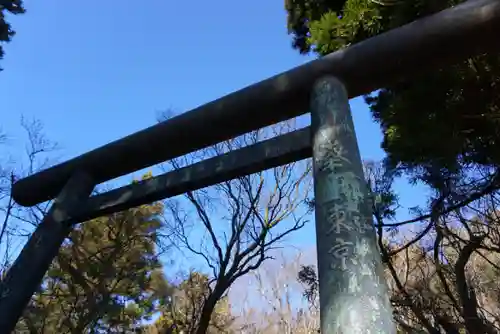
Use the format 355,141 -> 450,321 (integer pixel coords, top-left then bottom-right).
1,1 -> 427,267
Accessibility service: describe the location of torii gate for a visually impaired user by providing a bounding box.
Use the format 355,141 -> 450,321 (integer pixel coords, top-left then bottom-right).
1,0 -> 499,332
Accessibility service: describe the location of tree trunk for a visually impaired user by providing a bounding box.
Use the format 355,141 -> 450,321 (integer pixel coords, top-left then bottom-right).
194,295 -> 218,334
194,285 -> 226,334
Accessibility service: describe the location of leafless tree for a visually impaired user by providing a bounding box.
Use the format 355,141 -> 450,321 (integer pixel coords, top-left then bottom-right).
371,161 -> 500,333
298,160 -> 500,333
158,112 -> 312,334
234,250 -> 319,334
0,117 -> 59,273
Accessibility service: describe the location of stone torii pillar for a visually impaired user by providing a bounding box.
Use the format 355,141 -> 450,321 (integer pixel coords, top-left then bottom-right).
310,76 -> 396,333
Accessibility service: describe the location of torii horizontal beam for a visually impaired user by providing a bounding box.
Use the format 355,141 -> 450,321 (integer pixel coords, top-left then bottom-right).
12,0 -> 500,207
68,127 -> 311,223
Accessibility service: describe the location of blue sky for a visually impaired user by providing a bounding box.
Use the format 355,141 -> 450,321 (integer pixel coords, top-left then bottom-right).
1,1 -> 427,270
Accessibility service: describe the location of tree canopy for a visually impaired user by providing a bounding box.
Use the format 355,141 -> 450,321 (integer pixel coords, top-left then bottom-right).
285,0 -> 500,191
13,175 -> 171,333
0,0 -> 25,65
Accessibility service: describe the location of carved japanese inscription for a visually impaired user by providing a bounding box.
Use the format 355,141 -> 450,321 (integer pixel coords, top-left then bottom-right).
311,76 -> 396,333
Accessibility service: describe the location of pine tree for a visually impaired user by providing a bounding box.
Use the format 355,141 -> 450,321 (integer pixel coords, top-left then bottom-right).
16,175 -> 171,333
285,0 -> 500,185
0,0 -> 25,66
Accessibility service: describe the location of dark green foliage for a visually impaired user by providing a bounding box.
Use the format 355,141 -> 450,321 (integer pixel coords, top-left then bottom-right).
15,176 -> 170,333
0,0 -> 25,65
297,264 -> 318,305
285,0 -> 500,192
286,0 -> 460,56
367,55 -> 500,174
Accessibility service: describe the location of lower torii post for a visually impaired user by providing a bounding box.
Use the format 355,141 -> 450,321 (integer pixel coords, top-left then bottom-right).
0,172 -> 95,333
310,76 -> 396,333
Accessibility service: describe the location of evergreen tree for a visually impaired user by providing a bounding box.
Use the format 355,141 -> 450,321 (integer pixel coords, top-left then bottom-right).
0,0 -> 25,66
285,0 -> 500,189
15,175 -> 171,333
